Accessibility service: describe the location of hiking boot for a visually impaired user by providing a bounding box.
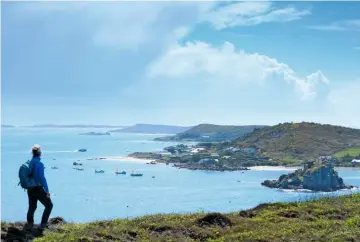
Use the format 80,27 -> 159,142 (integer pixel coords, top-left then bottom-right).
24,223 -> 33,231
39,223 -> 48,230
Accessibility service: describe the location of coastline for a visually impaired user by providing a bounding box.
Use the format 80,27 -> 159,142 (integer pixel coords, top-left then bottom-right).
94,157 -> 360,171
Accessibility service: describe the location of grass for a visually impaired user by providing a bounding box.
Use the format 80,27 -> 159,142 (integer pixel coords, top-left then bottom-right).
333,147 -> 360,159
3,193 -> 360,242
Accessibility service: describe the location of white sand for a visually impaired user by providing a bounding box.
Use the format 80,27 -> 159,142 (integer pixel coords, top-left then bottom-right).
248,166 -> 300,171
249,166 -> 360,171
92,156 -> 155,164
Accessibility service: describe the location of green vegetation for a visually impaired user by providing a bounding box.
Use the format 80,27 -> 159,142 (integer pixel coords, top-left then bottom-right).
232,122 -> 360,163
3,194 -> 360,241
333,147 -> 360,159
154,124 -> 267,142
131,122 -> 360,168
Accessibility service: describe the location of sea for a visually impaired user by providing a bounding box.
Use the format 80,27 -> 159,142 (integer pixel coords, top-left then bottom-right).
1,128 -> 360,223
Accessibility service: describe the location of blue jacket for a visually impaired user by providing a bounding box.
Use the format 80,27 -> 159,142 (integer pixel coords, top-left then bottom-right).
29,157 -> 49,193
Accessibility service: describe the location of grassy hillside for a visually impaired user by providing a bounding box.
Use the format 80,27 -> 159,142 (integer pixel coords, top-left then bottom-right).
155,124 -> 267,142
333,147 -> 360,159
109,124 -> 191,134
232,122 -> 360,162
3,194 -> 360,241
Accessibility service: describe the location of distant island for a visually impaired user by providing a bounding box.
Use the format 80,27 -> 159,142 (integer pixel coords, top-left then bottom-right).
262,161 -> 356,192
154,124 -> 267,142
79,132 -> 111,136
109,124 -> 192,134
25,124 -> 126,128
1,125 -> 15,128
130,122 -> 360,170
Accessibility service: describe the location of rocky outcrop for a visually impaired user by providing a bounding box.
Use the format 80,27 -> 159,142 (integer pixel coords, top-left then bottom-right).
262,162 -> 356,192
1,217 -> 66,242
79,132 -> 111,136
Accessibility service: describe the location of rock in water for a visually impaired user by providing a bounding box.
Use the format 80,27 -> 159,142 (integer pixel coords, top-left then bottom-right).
303,164 -> 346,191
261,162 -> 355,192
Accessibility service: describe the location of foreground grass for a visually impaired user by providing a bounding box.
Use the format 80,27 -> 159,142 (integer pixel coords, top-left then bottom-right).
3,193 -> 360,242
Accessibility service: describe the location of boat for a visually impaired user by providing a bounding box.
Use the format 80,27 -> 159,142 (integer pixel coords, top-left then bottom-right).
76,168 -> 84,171
146,161 -> 157,165
73,162 -> 82,166
130,170 -> 143,176
115,168 -> 126,175
51,166 -> 58,169
130,173 -> 143,177
116,171 -> 126,175
78,148 -> 87,152
95,169 -> 105,173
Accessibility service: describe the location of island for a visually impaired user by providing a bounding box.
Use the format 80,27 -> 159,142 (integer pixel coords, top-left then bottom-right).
79,132 -> 111,136
26,124 -> 125,128
261,161 -> 356,191
154,123 -> 267,142
130,122 -> 360,171
1,124 -> 15,128
128,144 -> 251,172
108,123 -> 192,134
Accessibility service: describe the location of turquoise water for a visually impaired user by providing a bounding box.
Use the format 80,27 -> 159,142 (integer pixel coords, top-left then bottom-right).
1,128 -> 360,223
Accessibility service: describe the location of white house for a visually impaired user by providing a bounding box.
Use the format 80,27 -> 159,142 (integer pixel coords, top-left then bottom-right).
352,159 -> 360,163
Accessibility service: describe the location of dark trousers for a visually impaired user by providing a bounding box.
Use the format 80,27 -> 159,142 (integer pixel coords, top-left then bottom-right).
27,186 -> 53,225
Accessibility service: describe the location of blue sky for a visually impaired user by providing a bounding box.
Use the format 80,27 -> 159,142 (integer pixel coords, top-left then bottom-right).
2,1 -> 360,127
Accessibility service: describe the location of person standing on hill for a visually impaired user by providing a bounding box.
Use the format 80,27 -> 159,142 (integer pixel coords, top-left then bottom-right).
26,144 -> 53,229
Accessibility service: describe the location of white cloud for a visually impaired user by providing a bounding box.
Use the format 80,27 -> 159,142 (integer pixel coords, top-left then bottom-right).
308,19 -> 360,31
13,1 -> 216,50
147,41 -> 328,100
201,1 -> 311,29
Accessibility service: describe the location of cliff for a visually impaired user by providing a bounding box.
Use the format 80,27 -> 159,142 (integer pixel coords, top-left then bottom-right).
262,162 -> 356,192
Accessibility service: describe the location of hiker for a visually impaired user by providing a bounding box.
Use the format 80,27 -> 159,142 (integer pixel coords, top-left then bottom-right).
26,144 -> 53,229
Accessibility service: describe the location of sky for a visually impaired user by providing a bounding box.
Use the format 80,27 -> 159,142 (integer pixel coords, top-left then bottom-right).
1,1 -> 360,127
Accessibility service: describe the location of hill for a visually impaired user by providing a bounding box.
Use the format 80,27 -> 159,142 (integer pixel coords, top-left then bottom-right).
109,124 -> 191,134
3,194 -> 360,241
155,124 -> 267,142
231,122 -> 360,163
26,124 -> 126,128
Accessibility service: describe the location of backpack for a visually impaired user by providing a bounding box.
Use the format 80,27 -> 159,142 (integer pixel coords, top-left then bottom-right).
18,160 -> 37,189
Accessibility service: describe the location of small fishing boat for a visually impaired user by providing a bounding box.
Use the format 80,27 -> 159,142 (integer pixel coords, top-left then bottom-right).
116,171 -> 126,175
76,168 -> 84,171
95,169 -> 105,173
78,148 -> 87,152
130,170 -> 143,176
131,173 -> 143,177
115,168 -> 126,175
51,166 -> 58,169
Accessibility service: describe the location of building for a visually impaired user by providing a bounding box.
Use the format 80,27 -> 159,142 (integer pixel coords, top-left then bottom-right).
225,147 -> 240,153
198,158 -> 217,166
210,153 -> 220,158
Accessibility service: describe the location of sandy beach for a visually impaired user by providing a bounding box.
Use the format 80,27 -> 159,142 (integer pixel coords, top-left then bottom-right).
248,166 -> 300,171
249,166 -> 360,171
92,156 -> 155,163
